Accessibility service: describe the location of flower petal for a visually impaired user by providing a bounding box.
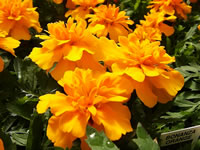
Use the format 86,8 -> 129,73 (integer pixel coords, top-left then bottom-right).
135,79 -> 158,108
94,102 -> 132,141
59,111 -> 90,138
125,67 -> 145,82
151,70 -> 184,97
141,64 -> 160,77
47,116 -> 76,149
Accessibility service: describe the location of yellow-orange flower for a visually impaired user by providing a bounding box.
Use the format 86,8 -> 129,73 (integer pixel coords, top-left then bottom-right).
65,0 -> 105,19
87,4 -> 134,41
0,0 -> 42,40
37,68 -> 133,149
133,25 -> 162,42
97,36 -> 184,107
148,0 -> 191,20
0,138 -> 4,150
29,18 -> 104,80
0,31 -> 20,56
198,25 -> 200,30
140,10 -> 176,36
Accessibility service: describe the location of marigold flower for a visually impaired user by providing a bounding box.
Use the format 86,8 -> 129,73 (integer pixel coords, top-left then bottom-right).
198,25 -> 200,30
29,18 -> 104,80
37,68 -> 133,149
87,4 -> 134,41
65,0 -> 105,18
0,138 -> 4,150
97,36 -> 184,107
0,0 -> 42,40
140,10 -> 176,36
133,25 -> 162,42
148,0 -> 191,20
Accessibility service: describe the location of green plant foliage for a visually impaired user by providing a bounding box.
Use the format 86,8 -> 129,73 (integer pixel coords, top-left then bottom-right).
86,126 -> 119,150
132,123 -> 160,150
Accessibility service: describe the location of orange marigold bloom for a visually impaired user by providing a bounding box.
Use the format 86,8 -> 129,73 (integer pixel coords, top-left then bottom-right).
65,0 -> 105,18
29,18 -> 104,80
198,25 -> 200,30
140,10 -> 176,36
0,138 -> 4,150
97,36 -> 184,107
87,4 -> 134,42
37,68 -> 133,149
148,0 -> 191,20
0,0 -> 42,40
133,25 -> 162,42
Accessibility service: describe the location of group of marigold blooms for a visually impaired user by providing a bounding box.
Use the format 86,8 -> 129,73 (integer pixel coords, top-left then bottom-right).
0,0 -> 199,149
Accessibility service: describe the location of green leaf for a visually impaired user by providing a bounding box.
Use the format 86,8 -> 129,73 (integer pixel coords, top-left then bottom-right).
6,101 -> 35,120
10,131 -> 28,146
86,126 -> 119,150
26,111 -> 44,150
134,0 -> 141,11
133,123 -> 160,150
184,24 -> 198,41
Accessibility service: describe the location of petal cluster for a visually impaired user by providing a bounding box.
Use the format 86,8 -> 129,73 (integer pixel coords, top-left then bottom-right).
98,35 -> 184,107
65,0 -> 105,18
87,4 -> 134,41
0,0 -> 42,40
37,68 -> 133,148
148,0 -> 191,19
140,10 -> 176,36
29,18 -> 104,80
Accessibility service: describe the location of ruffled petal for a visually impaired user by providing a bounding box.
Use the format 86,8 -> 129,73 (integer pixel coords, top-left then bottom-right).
47,116 -> 76,149
150,70 -> 184,97
0,37 -> 20,56
59,111 -> 90,138
125,67 -> 145,82
135,79 -> 158,108
94,102 -> 132,141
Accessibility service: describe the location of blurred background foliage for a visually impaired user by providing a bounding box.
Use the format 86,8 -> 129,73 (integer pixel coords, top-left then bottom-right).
0,0 -> 200,150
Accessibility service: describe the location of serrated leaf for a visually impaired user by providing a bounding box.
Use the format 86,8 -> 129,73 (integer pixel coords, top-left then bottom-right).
185,80 -> 200,91
10,131 -> 28,146
86,126 -> 119,150
184,24 -> 198,41
133,123 -> 160,150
